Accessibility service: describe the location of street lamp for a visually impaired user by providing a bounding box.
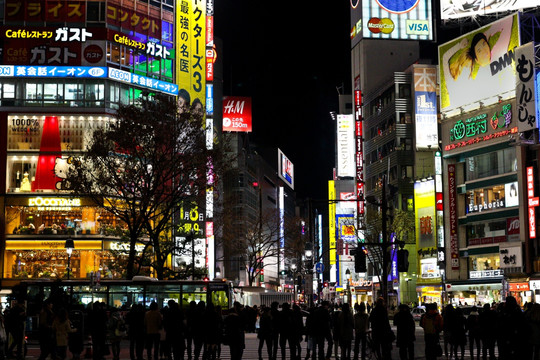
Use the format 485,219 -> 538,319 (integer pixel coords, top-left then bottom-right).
345,269 -> 351,304
291,263 -> 297,302
215,266 -> 222,279
65,238 -> 74,280
304,242 -> 314,307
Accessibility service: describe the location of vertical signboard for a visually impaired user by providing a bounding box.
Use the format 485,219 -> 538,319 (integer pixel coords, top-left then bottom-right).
435,152 -> 445,266
527,166 -> 538,239
222,97 -> 253,132
515,42 -> 538,133
415,179 -> 436,249
337,115 -> 355,178
414,65 -> 438,149
355,90 -> 365,245
176,0 -> 206,110
448,164 -> 459,270
329,181 -> 337,266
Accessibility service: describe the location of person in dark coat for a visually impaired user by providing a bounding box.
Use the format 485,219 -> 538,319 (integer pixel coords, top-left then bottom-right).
192,301 -> 206,360
224,302 -> 245,360
479,303 -> 497,360
257,306 -> 273,360
450,307 -> 466,360
6,300 -> 26,360
466,306 -> 481,360
292,304 -> 304,360
185,301 -> 197,360
496,295 -> 528,360
393,304 -> 415,360
337,303 -> 354,360
126,304 -> 145,360
202,302 -> 220,360
269,302 -> 280,360
38,300 -> 55,360
278,303 -> 296,360
442,304 -> 455,359
163,300 -> 185,360
353,302 -> 369,360
312,301 -> 333,360
369,297 -> 393,360
90,302 -> 108,360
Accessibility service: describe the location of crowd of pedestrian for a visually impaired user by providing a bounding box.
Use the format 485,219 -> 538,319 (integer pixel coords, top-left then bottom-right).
0,295 -> 539,360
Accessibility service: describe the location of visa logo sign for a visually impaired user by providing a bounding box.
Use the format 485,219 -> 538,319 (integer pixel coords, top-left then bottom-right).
406,20 -> 430,36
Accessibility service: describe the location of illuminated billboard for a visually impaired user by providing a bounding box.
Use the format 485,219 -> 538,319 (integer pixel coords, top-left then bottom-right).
337,115 -> 355,178
361,0 -> 434,40
176,0 -> 206,111
278,149 -> 294,190
414,179 -> 436,250
439,14 -> 520,115
0,27 -> 107,66
222,97 -> 252,132
515,42 -> 538,133
413,65 -> 438,149
441,0 -> 538,20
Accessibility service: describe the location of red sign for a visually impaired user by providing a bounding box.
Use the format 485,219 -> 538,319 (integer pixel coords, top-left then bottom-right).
528,167 -> 535,198
530,207 -> 536,238
507,217 -> 520,235
222,97 -> 252,132
355,90 -> 362,107
529,197 -> 540,207
5,0 -> 86,23
436,192 -> 443,211
206,48 -> 216,82
509,282 -> 530,291
206,16 -> 214,46
448,164 -> 459,270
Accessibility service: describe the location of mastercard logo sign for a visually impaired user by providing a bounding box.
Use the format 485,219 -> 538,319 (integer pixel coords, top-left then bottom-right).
367,18 -> 395,34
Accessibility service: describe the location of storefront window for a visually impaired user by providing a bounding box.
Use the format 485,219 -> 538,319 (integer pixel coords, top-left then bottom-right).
466,148 -> 517,181
466,184 -> 506,214
6,115 -> 113,193
469,254 -> 501,275
3,200 -> 139,280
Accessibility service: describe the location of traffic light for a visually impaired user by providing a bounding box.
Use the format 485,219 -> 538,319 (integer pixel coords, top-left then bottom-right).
397,249 -> 409,272
355,247 -> 367,273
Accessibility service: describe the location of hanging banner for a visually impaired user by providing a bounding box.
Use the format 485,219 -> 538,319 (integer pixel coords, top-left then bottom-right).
515,42 -> 538,133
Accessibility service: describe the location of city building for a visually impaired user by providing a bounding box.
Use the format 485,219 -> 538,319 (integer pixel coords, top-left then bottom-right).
0,0 -> 215,286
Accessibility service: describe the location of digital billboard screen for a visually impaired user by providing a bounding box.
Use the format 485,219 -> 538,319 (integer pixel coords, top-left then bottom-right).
361,0 -> 434,40
278,149 -> 294,190
441,0 -> 538,20
438,14 -> 520,115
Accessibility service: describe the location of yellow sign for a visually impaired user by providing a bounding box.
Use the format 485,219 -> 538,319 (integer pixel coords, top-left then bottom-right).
329,181 -> 336,265
6,240 -> 102,250
176,0 -> 206,110
28,197 -> 81,211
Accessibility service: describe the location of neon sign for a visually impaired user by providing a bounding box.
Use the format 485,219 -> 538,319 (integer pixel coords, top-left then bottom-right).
0,65 -> 106,78
450,104 -> 512,141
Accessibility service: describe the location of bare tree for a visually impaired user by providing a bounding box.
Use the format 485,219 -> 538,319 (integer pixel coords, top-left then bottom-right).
68,95 -> 231,279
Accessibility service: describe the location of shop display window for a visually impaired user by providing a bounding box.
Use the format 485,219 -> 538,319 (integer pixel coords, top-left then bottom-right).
6,115 -> 113,193
469,254 -> 503,279
3,203 -> 136,280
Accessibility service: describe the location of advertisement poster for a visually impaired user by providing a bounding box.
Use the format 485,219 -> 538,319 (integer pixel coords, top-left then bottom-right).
515,42 -> 538,133
439,14 -> 520,114
176,0 -> 206,113
361,0 -> 434,40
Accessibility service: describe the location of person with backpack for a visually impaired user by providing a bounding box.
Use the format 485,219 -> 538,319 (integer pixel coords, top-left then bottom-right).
420,303 -> 443,360
466,306 -> 481,360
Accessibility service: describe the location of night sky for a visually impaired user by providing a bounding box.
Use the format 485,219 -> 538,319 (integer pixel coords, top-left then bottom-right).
214,1 -> 352,201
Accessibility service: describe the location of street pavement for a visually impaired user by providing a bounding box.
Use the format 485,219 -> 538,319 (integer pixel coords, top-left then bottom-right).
24,324 -> 491,360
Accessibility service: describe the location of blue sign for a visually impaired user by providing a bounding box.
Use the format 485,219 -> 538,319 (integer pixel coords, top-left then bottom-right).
376,0 -> 420,13
0,65 -> 107,78
0,65 -> 178,96
108,68 -> 178,96
206,84 -> 214,116
315,262 -> 324,274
